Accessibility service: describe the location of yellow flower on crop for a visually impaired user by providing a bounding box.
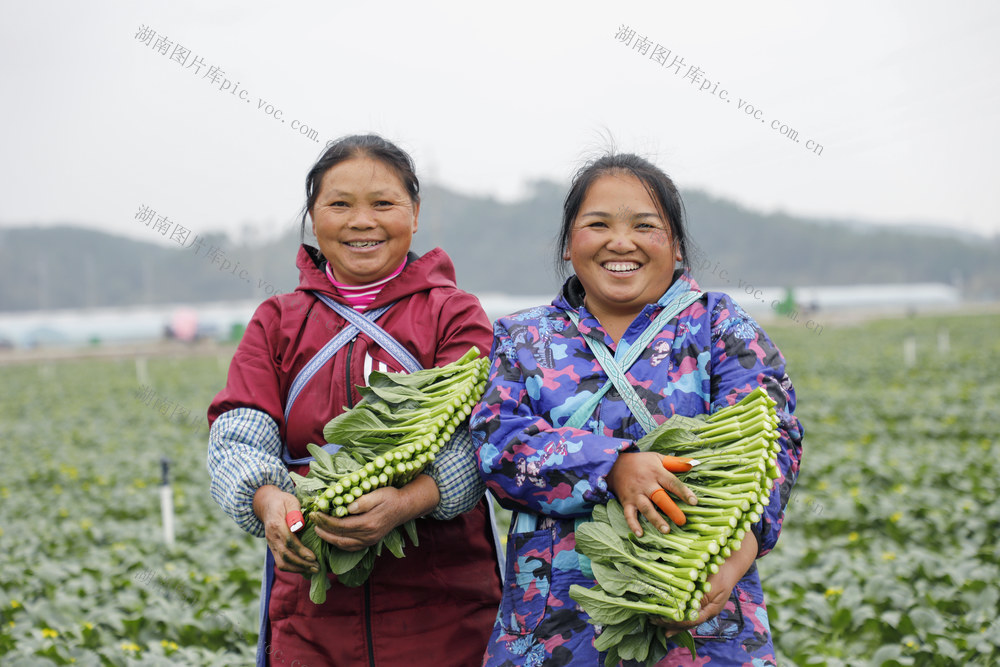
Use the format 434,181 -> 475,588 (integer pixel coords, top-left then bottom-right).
815,481 -> 828,491
0,487 -> 9,498
83,622 -> 94,630
10,599 -> 21,609
53,484 -> 64,495
905,640 -> 916,648
42,628 -> 59,638
59,464 -> 79,480
849,487 -> 860,498
58,508 -> 69,519
890,512 -> 903,523
824,587 -> 843,598
882,551 -> 897,561
161,639 -> 179,651
0,527 -> 4,538
892,484 -> 905,494
133,478 -> 147,489
848,532 -> 859,542
120,641 -> 141,652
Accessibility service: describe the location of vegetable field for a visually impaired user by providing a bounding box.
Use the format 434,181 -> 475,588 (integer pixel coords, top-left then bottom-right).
1,311 -> 998,666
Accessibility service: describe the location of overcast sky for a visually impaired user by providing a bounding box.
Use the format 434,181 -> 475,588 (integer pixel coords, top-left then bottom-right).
1,1 -> 998,246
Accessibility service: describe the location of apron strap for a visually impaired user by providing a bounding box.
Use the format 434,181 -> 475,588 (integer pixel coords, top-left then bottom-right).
314,292 -> 422,373
283,301 -> 397,424
563,288 -> 702,433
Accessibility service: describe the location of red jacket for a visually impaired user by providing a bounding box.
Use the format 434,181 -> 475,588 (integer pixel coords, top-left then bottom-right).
210,245 -> 501,666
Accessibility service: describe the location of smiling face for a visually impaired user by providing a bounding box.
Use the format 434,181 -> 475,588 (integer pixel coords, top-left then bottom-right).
310,156 -> 419,285
568,172 -> 682,323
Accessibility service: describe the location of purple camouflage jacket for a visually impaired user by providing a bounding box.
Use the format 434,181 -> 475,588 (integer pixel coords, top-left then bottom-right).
471,271 -> 804,666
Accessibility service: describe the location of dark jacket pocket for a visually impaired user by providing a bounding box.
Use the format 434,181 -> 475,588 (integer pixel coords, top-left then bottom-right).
498,526 -> 554,635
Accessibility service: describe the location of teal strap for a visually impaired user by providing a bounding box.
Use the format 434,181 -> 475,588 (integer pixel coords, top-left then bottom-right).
564,288 -> 702,434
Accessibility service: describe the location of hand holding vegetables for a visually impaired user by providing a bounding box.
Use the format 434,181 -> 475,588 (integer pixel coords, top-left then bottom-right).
253,485 -> 319,576
310,475 -> 439,551
606,451 -> 697,536
654,530 -> 757,635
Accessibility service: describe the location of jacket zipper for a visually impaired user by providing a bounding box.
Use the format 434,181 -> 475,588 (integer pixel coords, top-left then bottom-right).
344,337 -> 376,667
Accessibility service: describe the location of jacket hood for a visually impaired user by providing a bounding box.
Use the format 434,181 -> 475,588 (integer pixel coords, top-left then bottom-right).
294,244 -> 461,307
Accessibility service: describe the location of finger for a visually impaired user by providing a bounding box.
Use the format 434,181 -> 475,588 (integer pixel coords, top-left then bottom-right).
269,534 -> 318,574
622,502 -> 644,537
347,486 -> 397,515
346,489 -> 379,515
311,510 -> 373,538
309,510 -> 337,532
312,522 -> 371,551
638,494 -> 672,534
650,488 -> 686,526
652,617 -> 698,632
264,515 -> 315,566
660,471 -> 698,505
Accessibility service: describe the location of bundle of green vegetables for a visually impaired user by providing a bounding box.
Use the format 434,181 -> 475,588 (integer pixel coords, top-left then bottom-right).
569,387 -> 781,665
288,346 -> 490,602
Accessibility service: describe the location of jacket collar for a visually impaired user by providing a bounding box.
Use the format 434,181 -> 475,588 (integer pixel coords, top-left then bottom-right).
294,244 -> 460,307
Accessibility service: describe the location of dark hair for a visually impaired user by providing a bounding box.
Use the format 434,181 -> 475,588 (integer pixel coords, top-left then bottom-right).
555,153 -> 690,276
299,134 -> 420,241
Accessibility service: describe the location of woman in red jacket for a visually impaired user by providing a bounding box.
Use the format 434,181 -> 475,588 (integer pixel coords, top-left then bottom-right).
207,134 -> 501,666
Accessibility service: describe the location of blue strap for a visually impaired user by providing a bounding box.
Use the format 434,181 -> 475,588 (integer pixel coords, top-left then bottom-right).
314,293 -> 422,374
283,303 -> 392,424
564,288 -> 702,433
282,442 -> 340,467
256,549 -> 276,667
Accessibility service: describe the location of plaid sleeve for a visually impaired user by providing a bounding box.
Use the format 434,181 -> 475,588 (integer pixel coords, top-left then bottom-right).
423,423 -> 486,520
206,407 -> 293,537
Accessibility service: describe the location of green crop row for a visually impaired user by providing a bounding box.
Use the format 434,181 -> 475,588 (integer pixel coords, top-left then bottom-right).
1,311 -> 997,665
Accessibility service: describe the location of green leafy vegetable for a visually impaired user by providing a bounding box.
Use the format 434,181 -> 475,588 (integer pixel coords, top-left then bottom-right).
571,387 -> 782,664
293,346 -> 491,601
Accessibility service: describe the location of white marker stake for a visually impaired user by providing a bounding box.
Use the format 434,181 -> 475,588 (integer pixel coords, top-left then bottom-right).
903,336 -> 917,368
938,329 -> 950,355
136,357 -> 150,386
160,458 -> 175,548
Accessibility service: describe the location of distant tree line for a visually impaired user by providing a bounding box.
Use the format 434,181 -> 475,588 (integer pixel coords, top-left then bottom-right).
1,183 -> 996,313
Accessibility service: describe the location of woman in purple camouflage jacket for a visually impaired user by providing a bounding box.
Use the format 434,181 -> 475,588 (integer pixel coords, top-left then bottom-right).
470,153 -> 804,666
